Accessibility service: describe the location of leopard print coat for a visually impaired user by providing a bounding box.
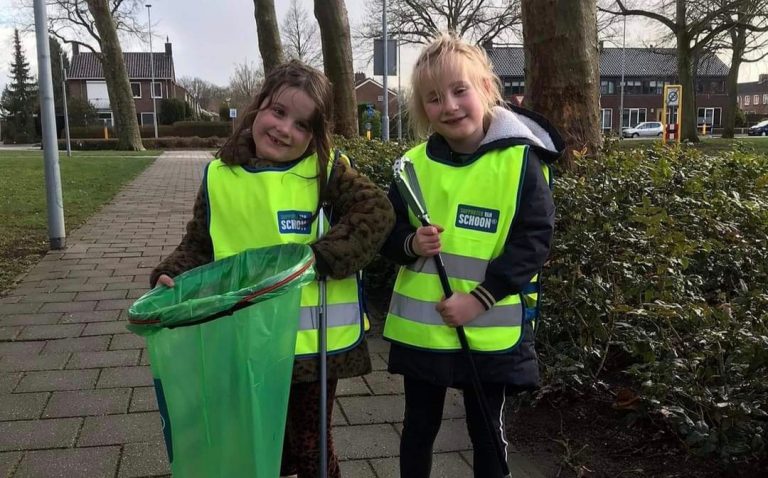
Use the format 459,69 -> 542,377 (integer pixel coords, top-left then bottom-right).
150,156 -> 394,383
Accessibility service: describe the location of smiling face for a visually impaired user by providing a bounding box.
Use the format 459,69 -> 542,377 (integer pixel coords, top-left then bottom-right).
421,62 -> 489,154
251,86 -> 316,163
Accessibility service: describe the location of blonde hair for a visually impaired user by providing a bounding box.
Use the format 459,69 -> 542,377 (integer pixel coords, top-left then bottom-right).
409,32 -> 503,138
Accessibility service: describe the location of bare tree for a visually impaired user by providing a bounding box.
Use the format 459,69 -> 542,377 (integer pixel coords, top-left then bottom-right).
253,0 -> 283,74
30,0 -> 145,149
599,0 -> 764,142
522,0 -> 601,170
359,0 -> 522,46
280,0 -> 323,68
228,60 -> 263,111
177,76 -> 227,117
716,0 -> 768,137
314,0 -> 358,137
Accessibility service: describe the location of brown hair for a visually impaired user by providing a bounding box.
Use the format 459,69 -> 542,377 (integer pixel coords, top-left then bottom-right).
409,32 -> 503,138
217,60 -> 334,205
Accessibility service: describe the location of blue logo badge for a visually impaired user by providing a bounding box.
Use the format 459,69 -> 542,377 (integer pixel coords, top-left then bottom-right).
278,210 -> 312,234
455,204 -> 500,233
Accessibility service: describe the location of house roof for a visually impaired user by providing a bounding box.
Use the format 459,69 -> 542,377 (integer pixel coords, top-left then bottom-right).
738,80 -> 768,94
487,47 -> 729,78
355,77 -> 398,96
68,52 -> 174,80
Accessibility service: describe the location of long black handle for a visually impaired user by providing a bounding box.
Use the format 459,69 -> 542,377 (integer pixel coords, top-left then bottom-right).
418,221 -> 511,477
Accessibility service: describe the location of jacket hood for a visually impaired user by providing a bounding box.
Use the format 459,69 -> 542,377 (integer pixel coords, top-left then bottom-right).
426,104 -> 565,165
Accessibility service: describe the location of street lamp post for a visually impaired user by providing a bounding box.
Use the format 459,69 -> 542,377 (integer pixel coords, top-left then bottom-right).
146,4 -> 158,139
382,0 -> 389,141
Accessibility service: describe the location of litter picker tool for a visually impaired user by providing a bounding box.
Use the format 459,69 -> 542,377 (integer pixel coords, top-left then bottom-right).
393,156 -> 512,478
317,204 -> 329,478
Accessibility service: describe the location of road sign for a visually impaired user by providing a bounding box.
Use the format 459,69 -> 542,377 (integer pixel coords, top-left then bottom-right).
666,88 -> 680,107
373,39 -> 398,76
229,108 -> 237,119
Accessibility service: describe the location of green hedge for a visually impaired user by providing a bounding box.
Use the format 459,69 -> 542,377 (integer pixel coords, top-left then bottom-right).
66,121 -> 231,139
57,136 -> 225,150
542,143 -> 768,462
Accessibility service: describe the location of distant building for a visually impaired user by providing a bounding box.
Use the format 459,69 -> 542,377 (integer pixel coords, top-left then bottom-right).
67,39 -> 198,127
486,45 -> 730,133
354,72 -> 400,117
737,74 -> 768,117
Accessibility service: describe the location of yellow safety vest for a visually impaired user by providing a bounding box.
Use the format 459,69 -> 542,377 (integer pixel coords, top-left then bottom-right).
384,142 -> 547,352
205,153 -> 364,357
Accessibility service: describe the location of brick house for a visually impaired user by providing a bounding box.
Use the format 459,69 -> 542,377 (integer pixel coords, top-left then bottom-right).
737,74 -> 768,117
485,46 -> 730,134
354,72 -> 400,118
67,40 -> 196,127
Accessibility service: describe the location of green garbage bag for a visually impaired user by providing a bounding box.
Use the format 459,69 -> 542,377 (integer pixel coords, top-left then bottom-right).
127,244 -> 316,478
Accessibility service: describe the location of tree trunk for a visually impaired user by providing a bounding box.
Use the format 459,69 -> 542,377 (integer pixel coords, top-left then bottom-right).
85,0 -> 143,151
521,0 -> 601,170
314,0 -> 357,137
676,31 -> 699,142
722,27 -> 746,139
253,0 -> 284,74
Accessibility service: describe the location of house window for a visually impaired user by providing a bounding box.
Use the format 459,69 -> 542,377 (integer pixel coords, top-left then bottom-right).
643,80 -> 663,95
764,94 -> 768,105
152,82 -> 163,99
377,95 -> 384,102
745,95 -> 751,106
140,112 -> 156,126
625,80 -> 642,95
600,108 -> 613,131
508,81 -> 524,95
600,80 -> 615,95
737,96 -> 741,105
622,108 -> 647,128
130,82 -> 141,98
98,112 -> 114,127
697,107 -> 721,127
754,95 -> 760,105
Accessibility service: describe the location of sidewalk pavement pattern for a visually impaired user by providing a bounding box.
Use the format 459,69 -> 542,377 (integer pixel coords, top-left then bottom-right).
0,151 -> 555,478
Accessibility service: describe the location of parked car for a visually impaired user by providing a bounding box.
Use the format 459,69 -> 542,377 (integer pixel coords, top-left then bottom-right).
747,120 -> 768,136
622,121 -> 664,138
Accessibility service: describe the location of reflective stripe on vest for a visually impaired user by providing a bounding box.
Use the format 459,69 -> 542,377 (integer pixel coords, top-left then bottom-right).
206,154 -> 364,356
384,142 -> 540,352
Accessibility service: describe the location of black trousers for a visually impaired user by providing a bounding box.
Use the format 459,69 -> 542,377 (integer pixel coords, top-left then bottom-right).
400,376 -> 508,478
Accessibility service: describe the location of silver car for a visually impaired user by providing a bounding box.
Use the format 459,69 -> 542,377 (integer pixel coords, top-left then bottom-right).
622,121 -> 664,138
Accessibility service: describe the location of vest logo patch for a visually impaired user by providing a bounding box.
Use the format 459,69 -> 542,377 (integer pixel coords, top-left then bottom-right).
455,204 -> 499,233
278,210 -> 313,234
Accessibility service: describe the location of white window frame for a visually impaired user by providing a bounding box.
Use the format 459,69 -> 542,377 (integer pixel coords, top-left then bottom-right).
152,81 -> 163,99
622,108 -> 647,128
600,108 -> 613,131
130,82 -> 141,98
763,94 -> 768,105
745,95 -> 751,106
377,95 -> 384,102
697,107 -> 722,127
140,112 -> 156,126
98,111 -> 114,127
754,94 -> 760,105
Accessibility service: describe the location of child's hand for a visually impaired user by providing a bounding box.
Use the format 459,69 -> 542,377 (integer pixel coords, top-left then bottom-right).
435,292 -> 484,327
412,225 -> 443,257
156,274 -> 175,288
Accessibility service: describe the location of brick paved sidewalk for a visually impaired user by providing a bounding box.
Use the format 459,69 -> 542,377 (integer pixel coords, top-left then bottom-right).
0,151 -> 555,478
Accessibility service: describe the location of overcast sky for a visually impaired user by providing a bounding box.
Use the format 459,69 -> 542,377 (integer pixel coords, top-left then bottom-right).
0,0 -> 766,96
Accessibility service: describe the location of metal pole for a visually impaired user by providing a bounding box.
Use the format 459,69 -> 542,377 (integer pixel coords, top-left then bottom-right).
397,39 -> 402,141
318,208 -> 328,478
147,4 -> 158,138
60,51 -> 71,157
33,0 -> 66,249
382,0 -> 389,141
619,15 -> 626,136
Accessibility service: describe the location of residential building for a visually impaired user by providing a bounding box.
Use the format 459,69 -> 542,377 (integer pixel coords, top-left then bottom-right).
737,74 -> 768,117
67,39 -> 197,127
486,46 -> 730,134
354,72 -> 400,118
